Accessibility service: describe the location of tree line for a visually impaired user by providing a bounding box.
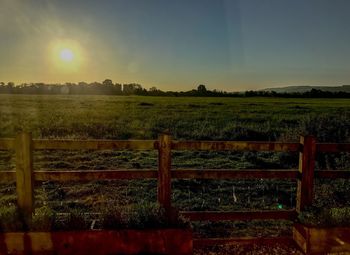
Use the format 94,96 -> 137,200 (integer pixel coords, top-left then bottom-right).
1,80 -> 350,98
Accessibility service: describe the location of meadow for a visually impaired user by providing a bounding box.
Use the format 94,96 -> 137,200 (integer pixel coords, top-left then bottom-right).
1,95 -> 350,141
0,94 -> 349,237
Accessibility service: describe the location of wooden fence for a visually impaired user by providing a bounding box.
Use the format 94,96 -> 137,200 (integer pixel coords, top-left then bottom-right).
0,132 -> 350,230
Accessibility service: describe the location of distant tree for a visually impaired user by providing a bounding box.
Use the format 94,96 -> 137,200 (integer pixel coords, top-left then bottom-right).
90,82 -> 102,86
123,83 -> 142,94
114,83 -> 122,93
133,84 -> 142,90
3,80 -> 350,98
78,82 -> 88,86
197,84 -> 207,93
102,79 -> 113,86
245,90 -> 257,97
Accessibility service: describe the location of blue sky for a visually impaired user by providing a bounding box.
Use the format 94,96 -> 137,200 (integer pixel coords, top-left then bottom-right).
1,0 -> 350,91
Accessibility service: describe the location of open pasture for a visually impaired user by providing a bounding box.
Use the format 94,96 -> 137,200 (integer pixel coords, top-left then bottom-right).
0,95 -> 349,238
0,94 -> 349,141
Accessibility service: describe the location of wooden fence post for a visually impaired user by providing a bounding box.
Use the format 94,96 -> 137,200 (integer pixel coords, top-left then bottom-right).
296,135 -> 316,213
15,132 -> 34,223
157,133 -> 172,212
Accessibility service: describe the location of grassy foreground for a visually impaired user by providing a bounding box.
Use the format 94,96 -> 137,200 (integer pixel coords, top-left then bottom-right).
0,95 -> 349,237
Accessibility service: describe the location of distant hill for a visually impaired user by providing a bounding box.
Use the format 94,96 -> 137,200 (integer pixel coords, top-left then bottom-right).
262,85 -> 350,93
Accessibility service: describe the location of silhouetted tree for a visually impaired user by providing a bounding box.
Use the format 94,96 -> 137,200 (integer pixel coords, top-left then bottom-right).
1,80 -> 350,98
102,79 -> 113,86
197,84 -> 207,93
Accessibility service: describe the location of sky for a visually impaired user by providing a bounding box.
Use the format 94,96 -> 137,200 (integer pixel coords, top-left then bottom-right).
1,0 -> 350,91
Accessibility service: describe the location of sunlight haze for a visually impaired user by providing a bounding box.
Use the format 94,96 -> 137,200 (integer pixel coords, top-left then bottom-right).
1,0 -> 350,91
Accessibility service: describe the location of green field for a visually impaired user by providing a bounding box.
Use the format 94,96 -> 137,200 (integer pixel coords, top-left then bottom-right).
0,94 -> 349,237
1,94 -> 350,141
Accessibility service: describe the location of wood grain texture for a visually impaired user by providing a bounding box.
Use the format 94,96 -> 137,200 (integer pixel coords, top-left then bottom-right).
293,223 -> 350,254
34,170 -> 157,181
1,229 -> 193,255
296,135 -> 316,213
193,236 -> 294,247
0,171 -> 16,182
15,132 -> 34,219
180,210 -> 297,221
0,139 -> 15,150
172,169 -> 298,179
172,141 -> 300,152
317,143 -> 350,152
157,133 -> 172,211
33,139 -> 158,150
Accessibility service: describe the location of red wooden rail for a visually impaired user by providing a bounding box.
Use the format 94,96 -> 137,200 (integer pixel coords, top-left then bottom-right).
0,133 -> 349,224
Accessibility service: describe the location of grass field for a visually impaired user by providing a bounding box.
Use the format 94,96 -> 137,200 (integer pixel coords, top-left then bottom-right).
0,94 -> 349,237
1,95 -> 350,141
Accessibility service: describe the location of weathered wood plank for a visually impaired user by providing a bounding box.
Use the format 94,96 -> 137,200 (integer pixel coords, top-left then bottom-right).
172,141 -> 300,152
0,139 -> 15,150
315,170 -> 350,179
2,229 -> 193,255
33,139 -> 158,150
0,171 -> 16,182
193,236 -> 294,248
317,143 -> 350,152
172,169 -> 298,179
296,135 -> 316,213
180,210 -> 297,221
157,133 -> 172,211
308,226 -> 350,254
15,132 -> 34,220
293,223 -> 350,254
34,170 -> 158,181
293,223 -> 308,253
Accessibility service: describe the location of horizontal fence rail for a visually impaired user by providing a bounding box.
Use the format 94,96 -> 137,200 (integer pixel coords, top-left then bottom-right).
34,170 -> 158,181
32,139 -> 158,150
316,143 -> 350,152
0,133 -> 350,230
2,138 -> 350,152
315,170 -> 350,179
0,171 -> 16,182
172,169 -> 299,179
180,210 -> 297,221
172,141 -> 300,152
193,236 -> 295,247
0,138 -> 14,150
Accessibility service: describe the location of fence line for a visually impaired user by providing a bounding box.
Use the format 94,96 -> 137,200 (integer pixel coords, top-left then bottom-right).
296,135 -> 316,212
0,132 -> 350,223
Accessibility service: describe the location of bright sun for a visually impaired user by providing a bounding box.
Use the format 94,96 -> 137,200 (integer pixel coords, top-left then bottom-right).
59,48 -> 74,62
49,39 -> 85,72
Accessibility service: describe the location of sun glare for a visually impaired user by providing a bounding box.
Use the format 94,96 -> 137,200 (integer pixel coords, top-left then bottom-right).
59,48 -> 74,62
49,39 -> 85,72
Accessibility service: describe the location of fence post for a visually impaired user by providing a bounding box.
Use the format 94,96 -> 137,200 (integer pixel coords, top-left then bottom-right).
15,132 -> 34,223
157,133 -> 172,213
296,135 -> 316,213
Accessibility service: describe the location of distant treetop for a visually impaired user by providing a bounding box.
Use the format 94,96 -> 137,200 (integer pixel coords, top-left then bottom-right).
0,80 -> 349,98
